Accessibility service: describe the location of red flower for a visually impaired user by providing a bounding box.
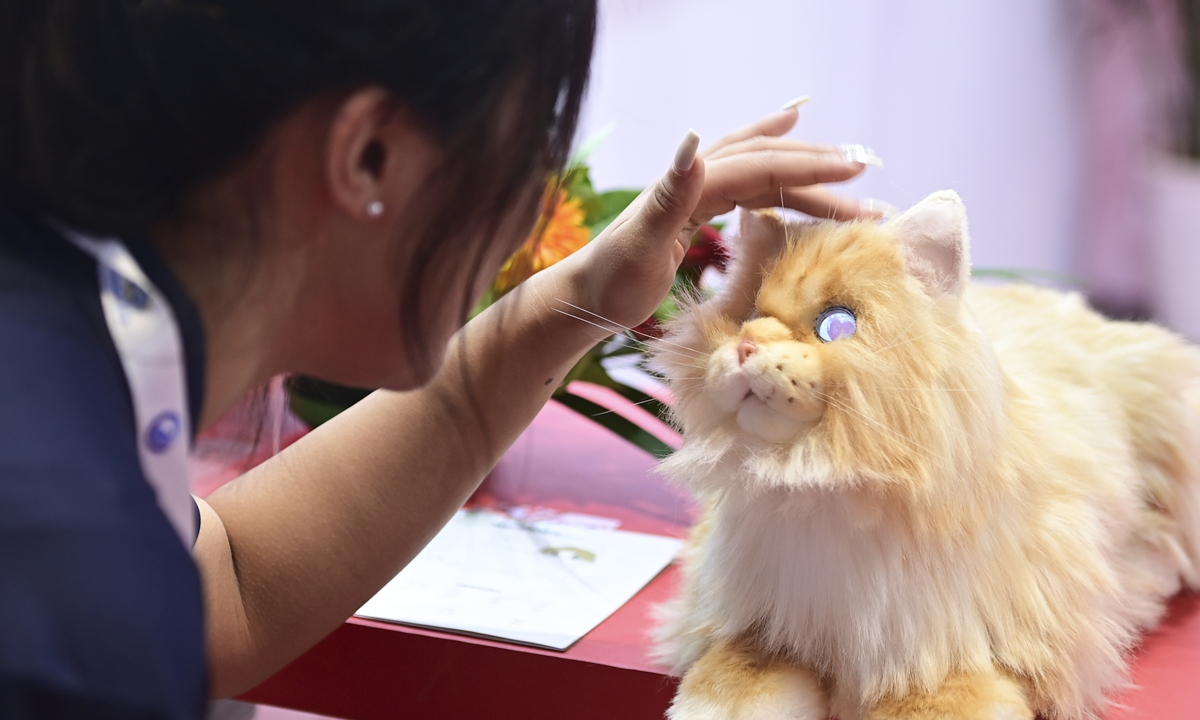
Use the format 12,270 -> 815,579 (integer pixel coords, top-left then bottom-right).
632,315 -> 664,340
679,224 -> 728,281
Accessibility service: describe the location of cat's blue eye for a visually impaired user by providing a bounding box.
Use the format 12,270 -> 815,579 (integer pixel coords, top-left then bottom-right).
816,307 -> 857,343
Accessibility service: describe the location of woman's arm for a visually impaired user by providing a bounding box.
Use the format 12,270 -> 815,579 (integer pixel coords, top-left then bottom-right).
195,253 -> 612,696
194,111 -> 879,696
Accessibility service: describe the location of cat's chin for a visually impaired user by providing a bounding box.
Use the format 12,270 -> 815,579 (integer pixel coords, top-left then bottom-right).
735,396 -> 815,443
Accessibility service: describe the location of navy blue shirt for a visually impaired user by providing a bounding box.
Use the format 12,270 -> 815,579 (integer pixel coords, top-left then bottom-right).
0,206 -> 208,719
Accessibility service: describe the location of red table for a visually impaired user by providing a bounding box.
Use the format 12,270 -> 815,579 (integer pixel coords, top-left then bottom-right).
195,383 -> 693,720
195,384 -> 1200,720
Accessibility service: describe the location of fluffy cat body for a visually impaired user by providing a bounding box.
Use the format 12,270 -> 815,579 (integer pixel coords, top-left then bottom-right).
651,193 -> 1200,720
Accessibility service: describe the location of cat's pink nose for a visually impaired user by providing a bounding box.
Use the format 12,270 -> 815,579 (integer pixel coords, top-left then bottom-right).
737,339 -> 756,365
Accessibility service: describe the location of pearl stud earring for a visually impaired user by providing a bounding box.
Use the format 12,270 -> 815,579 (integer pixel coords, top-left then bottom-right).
366,200 -> 385,218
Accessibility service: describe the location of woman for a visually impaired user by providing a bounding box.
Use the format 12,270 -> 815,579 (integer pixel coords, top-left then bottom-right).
0,2 -> 879,717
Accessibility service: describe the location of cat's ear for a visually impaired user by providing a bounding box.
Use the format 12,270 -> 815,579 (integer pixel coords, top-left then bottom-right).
710,210 -> 789,322
736,208 -> 787,270
891,190 -> 971,298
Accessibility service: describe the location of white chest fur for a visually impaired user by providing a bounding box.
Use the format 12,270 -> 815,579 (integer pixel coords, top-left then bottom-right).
694,488 -> 994,699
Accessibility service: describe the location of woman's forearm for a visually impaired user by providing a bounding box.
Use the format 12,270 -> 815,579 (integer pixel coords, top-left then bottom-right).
195,257 -> 605,696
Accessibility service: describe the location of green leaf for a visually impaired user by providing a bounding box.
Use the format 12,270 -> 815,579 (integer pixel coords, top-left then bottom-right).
972,268 -> 1085,288
595,189 -> 641,218
570,122 -> 617,166
565,166 -> 603,220
553,392 -> 674,458
288,391 -> 349,428
559,350 -> 613,390
653,295 -> 681,324
596,342 -> 644,358
605,384 -> 671,425
653,275 -> 703,324
587,188 -> 642,237
470,286 -> 499,319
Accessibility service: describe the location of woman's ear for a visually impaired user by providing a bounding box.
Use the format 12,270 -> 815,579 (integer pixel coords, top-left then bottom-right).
890,190 -> 971,298
323,88 -> 434,223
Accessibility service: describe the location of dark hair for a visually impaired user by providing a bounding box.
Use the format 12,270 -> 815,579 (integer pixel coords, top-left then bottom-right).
0,0 -> 596,375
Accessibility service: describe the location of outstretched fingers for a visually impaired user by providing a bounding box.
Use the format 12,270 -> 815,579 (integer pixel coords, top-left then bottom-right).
738,186 -> 887,221
700,108 -> 801,158
693,149 -> 867,221
703,136 -> 836,162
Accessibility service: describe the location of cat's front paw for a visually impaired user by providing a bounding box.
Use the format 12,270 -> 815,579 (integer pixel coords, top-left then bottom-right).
670,651 -> 827,720
867,670 -> 1032,720
737,665 -> 828,720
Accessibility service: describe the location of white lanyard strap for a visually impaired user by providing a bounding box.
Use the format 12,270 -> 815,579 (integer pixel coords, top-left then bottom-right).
61,229 -> 196,546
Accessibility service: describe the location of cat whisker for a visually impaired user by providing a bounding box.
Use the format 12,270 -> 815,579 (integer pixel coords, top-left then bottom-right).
550,307 -> 629,339
869,315 -> 924,354
638,346 -> 708,366
553,299 -> 628,333
641,345 -> 707,363
587,396 -> 666,418
822,398 -> 932,458
872,328 -> 943,355
651,358 -> 707,371
869,387 -> 979,393
554,298 -> 707,359
780,201 -> 795,247
549,308 -> 703,367
652,357 -> 705,374
815,390 -> 935,459
654,368 -> 706,378
869,391 -> 934,422
528,282 -> 647,345
554,314 -> 700,369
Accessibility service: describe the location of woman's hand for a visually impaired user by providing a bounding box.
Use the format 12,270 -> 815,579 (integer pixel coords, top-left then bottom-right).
556,107 -> 884,335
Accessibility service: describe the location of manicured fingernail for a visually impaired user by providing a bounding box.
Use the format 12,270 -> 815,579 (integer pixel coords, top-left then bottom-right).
861,198 -> 899,219
839,143 -> 884,167
780,95 -> 810,111
673,129 -> 701,175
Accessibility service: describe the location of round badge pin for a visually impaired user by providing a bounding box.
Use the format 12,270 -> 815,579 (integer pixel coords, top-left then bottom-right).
145,411 -> 182,454
103,267 -> 151,309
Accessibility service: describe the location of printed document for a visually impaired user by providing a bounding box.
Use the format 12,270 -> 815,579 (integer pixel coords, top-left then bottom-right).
357,508 -> 683,650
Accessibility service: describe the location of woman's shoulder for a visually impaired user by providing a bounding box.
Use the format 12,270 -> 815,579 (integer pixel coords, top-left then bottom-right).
0,205 -> 139,483
0,206 -> 208,720
0,203 -> 133,361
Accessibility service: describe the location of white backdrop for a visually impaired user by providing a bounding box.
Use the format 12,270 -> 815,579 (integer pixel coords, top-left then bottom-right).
576,0 -> 1084,276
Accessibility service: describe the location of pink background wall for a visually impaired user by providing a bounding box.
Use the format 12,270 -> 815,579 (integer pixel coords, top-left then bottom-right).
577,0 -> 1086,277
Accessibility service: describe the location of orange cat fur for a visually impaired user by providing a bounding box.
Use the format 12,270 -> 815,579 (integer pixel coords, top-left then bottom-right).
650,191 -> 1200,720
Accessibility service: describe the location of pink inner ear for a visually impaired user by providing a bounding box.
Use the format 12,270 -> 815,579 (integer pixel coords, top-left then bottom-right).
893,192 -> 970,298
905,240 -> 962,296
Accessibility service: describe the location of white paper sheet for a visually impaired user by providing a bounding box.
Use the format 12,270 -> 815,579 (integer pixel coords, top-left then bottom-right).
356,508 -> 684,650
